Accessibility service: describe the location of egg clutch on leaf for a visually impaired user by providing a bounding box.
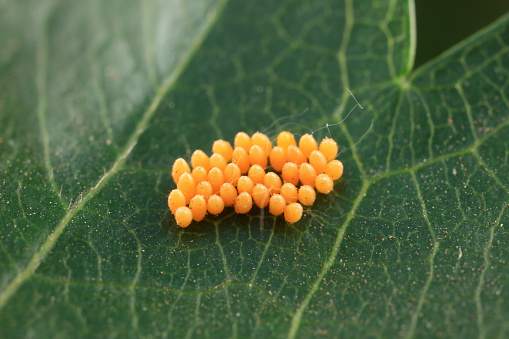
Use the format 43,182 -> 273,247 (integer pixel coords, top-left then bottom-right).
168,131 -> 344,228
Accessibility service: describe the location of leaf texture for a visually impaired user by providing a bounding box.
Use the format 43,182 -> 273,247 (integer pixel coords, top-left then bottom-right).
1,0 -> 508,337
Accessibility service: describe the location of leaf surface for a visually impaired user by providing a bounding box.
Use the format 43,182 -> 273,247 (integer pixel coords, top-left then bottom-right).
1,0 -> 508,337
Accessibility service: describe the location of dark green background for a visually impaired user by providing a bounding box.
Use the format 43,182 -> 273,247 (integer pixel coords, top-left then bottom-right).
416,0 -> 509,66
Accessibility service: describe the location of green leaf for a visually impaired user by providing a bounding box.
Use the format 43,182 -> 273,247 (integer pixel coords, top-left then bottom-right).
1,0 -> 508,337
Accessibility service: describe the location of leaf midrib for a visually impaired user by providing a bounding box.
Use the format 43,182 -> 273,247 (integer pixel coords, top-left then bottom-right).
0,0 -> 229,311
287,0 -> 362,336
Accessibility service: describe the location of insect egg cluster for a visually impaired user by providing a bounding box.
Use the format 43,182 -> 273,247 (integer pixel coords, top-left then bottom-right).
168,131 -> 344,228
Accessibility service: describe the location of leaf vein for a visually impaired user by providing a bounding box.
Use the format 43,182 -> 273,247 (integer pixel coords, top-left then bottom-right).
405,171 -> 439,339
35,7 -> 66,209
286,179 -> 371,339
0,0 -> 229,312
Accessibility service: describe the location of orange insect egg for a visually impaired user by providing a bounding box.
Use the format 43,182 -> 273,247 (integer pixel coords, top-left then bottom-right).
207,194 -> 225,215
299,163 -> 317,187
325,160 -> 344,180
249,145 -> 268,168
191,166 -> 208,184
224,163 -> 241,186
175,206 -> 193,228
281,162 -> 299,186
231,147 -> 251,174
171,158 -> 191,184
209,153 -> 227,171
315,173 -> 334,194
191,150 -> 211,171
212,139 -> 233,162
280,183 -> 298,204
220,182 -> 238,206
189,195 -> 207,222
234,192 -> 253,214
168,189 -> 186,214
269,146 -> 287,172
251,132 -> 273,157
177,173 -> 196,204
234,132 -> 252,152
263,172 -> 282,195
319,137 -> 338,161
248,164 -> 265,184
298,185 -> 316,206
208,167 -> 224,194
284,203 -> 303,223
277,131 -> 296,151
252,184 -> 270,208
196,181 -> 213,201
299,133 -> 318,158
269,194 -> 286,216
237,176 -> 254,195
309,150 -> 328,174
286,145 -> 307,165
